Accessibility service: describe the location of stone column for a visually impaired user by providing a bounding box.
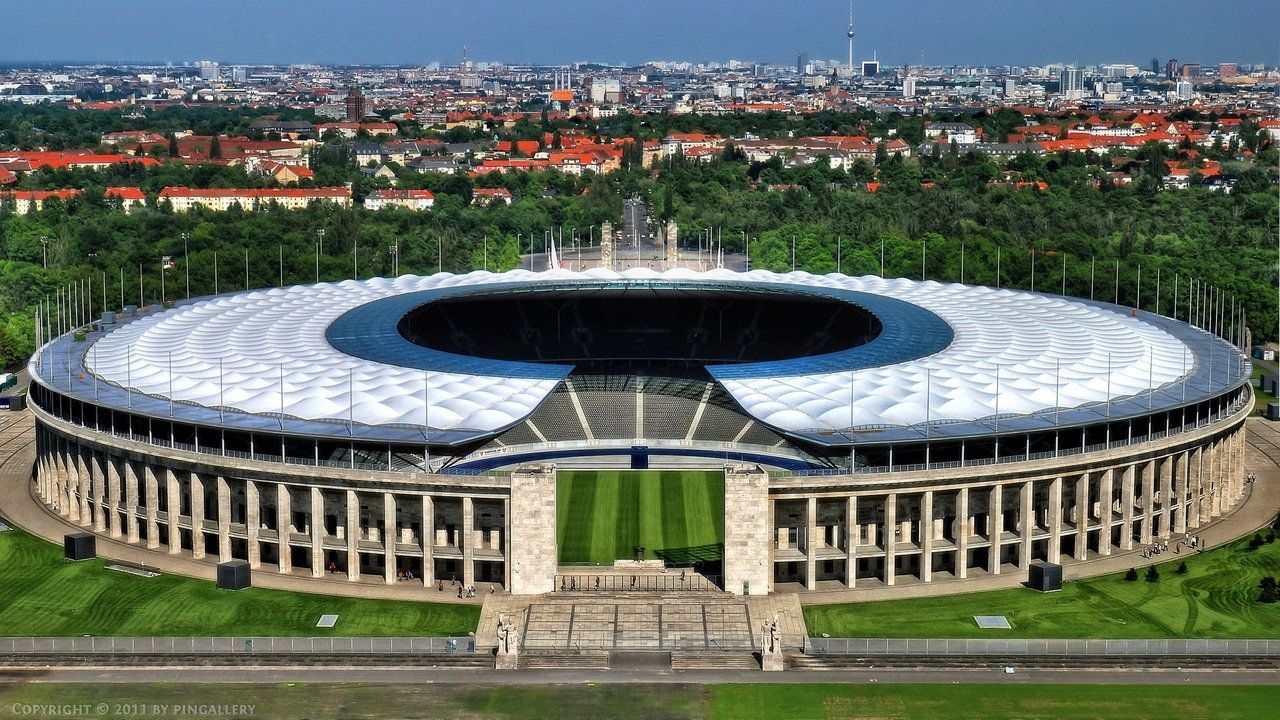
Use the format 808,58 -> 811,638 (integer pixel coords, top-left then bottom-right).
346,489 -> 360,581
1140,460 -> 1156,545
884,494 -> 897,586
60,444 -> 77,522
383,492 -> 397,584
190,473 -> 206,559
143,465 -> 159,550
276,485 -> 292,573
124,460 -> 140,544
106,455 -> 122,539
1158,456 -> 1174,540
845,495 -> 858,588
91,452 -> 106,532
1211,440 -> 1224,519
509,464 -> 557,595
461,496 -> 475,588
309,487 -> 324,577
1047,477 -> 1062,564
1120,465 -> 1135,551
246,480 -> 260,569
987,484 -> 1002,574
1098,468 -> 1113,556
1234,428 -> 1247,503
956,487 -> 970,579
78,449 -> 92,526
920,490 -> 934,583
503,496 -> 512,591
166,469 -> 181,553
216,477 -> 232,562
1175,451 -> 1189,534
1018,481 -> 1033,568
1189,447 -> 1204,528
804,496 -> 818,591
422,495 -> 435,587
767,496 -> 776,593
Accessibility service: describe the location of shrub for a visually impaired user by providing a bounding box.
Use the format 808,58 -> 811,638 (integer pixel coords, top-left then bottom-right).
1249,533 -> 1266,550
1175,561 -> 1188,575
1261,586 -> 1279,604
1145,566 -> 1160,582
1124,568 -> 1138,582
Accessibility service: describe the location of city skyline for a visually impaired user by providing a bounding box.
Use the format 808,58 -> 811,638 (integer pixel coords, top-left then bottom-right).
2,0 -> 1276,68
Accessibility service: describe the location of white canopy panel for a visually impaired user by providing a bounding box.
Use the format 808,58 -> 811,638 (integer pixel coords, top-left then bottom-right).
84,268 -> 1191,434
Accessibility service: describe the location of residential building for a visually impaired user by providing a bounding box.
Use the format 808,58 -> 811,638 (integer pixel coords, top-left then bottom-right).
363,189 -> 435,211
158,187 -> 352,212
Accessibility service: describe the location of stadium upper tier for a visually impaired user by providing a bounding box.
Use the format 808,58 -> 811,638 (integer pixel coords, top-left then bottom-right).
31,268 -> 1249,448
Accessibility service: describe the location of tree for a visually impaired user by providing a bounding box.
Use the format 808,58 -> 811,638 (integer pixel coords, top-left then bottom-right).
1145,566 -> 1160,582
1260,577 -> 1278,604
1124,568 -> 1138,581
1175,561 -> 1188,575
209,134 -> 222,160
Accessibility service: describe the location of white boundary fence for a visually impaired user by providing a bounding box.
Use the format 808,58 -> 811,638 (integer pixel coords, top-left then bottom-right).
804,637 -> 1280,656
0,637 -> 476,655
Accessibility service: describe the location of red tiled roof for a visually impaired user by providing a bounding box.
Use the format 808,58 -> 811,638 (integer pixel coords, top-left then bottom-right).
104,186 -> 146,201
158,187 -> 350,198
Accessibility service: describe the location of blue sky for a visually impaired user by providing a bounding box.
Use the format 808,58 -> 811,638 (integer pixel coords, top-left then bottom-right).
3,0 -> 1276,67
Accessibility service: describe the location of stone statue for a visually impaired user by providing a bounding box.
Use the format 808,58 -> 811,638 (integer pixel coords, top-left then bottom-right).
760,611 -> 783,671
494,612 -> 519,670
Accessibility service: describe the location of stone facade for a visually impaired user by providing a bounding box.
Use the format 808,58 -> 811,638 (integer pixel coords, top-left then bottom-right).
723,463 -> 770,596
508,463 -> 558,595
29,392 -> 1250,597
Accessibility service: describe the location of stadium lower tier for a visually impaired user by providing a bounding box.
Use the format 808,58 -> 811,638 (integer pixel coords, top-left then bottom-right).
29,395 -> 1249,596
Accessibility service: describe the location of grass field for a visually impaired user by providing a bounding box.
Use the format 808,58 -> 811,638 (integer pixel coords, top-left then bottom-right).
805,532 -> 1280,639
0,527 -> 479,637
0,683 -> 1275,719
557,470 -> 724,565
1253,362 -> 1276,412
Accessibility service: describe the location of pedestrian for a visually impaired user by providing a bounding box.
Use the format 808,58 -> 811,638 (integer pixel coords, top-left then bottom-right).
437,579 -> 444,591
457,586 -> 463,598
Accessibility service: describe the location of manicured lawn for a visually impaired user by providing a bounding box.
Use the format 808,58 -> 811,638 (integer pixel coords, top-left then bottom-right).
557,470 -> 724,565
1252,362 -> 1276,413
706,684 -> 1280,720
0,528 -> 479,637
0,683 -> 1275,719
804,532 -> 1280,639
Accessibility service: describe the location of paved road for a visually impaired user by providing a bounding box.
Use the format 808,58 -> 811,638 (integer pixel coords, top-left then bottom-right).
3,665 -> 1278,686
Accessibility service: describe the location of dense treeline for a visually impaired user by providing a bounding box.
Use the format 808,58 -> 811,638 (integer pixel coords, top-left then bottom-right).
0,105 -> 1276,370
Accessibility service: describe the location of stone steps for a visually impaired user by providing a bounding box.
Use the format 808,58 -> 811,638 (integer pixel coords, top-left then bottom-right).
518,650 -> 611,670
670,651 -> 760,671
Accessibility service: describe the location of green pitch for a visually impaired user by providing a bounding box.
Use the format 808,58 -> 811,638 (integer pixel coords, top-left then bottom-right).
805,531 -> 1280,639
556,470 -> 725,565
0,527 -> 478,637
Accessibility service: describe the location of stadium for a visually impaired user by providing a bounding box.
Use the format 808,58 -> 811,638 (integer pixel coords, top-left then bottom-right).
27,267 -> 1252,596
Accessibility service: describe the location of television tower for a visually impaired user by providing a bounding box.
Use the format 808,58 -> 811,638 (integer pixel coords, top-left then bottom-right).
846,1 -> 855,77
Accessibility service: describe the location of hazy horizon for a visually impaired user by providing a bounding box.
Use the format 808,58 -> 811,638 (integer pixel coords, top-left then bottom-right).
1,0 -> 1276,69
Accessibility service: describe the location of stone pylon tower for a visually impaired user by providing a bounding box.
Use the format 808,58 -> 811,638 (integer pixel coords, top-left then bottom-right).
600,222 -> 614,271
665,221 -> 679,270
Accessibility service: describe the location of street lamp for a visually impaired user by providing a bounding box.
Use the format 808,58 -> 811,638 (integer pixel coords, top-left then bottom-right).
39,235 -> 48,269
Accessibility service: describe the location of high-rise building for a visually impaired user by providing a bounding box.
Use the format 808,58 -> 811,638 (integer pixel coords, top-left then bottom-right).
1151,58 -> 1160,74
1165,58 -> 1179,80
345,86 -> 366,122
1176,80 -> 1194,101
903,75 -> 917,98
590,77 -> 622,104
1059,67 -> 1083,100
796,53 -> 809,75
231,66 -> 246,83
1218,63 -> 1238,78
1003,77 -> 1017,97
196,60 -> 219,81
861,59 -> 880,77
1180,63 -> 1201,78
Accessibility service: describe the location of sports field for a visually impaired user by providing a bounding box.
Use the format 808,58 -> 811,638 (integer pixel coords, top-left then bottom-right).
556,470 -> 725,565
805,530 -> 1280,639
0,527 -> 479,637
0,683 -> 1274,719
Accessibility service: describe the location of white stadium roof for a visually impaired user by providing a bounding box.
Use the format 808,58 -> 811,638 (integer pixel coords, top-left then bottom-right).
83,268 -> 1193,436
